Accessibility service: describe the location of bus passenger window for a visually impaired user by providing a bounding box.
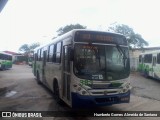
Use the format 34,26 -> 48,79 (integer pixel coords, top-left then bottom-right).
157,53 -> 160,64
37,50 -> 41,61
41,48 -> 43,61
55,42 -> 62,63
48,44 -> 54,62
139,55 -> 142,63
144,54 -> 152,63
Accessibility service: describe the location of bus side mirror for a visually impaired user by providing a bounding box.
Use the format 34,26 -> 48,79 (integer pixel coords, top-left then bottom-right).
69,48 -> 74,61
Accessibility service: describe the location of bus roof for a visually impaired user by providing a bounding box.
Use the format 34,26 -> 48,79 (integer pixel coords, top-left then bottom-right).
140,50 -> 160,55
34,29 -> 125,51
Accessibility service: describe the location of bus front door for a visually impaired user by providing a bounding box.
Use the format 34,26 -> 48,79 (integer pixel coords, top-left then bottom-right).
62,46 -> 71,101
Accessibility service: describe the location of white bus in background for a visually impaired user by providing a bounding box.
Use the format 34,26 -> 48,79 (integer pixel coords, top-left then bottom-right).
138,51 -> 160,79
28,52 -> 33,67
33,29 -> 131,108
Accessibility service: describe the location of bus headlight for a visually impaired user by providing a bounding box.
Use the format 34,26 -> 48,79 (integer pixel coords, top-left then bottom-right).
126,84 -> 130,89
79,89 -> 89,95
73,84 -> 89,95
119,82 -> 130,93
81,90 -> 87,95
120,88 -> 128,93
77,87 -> 81,91
123,88 -> 128,93
126,83 -> 131,89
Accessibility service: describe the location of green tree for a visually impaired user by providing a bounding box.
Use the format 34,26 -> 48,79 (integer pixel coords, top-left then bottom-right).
57,24 -> 87,36
108,23 -> 149,48
19,42 -> 40,55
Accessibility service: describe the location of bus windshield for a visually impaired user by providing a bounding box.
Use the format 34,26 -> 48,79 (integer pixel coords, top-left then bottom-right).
74,44 -> 130,80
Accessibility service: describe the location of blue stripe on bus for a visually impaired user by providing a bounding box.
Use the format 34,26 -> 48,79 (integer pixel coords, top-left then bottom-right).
71,91 -> 130,108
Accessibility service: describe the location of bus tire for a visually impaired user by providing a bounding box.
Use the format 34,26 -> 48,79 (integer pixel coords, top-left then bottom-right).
36,71 -> 41,84
1,65 -> 5,71
144,70 -> 149,78
53,81 -> 61,102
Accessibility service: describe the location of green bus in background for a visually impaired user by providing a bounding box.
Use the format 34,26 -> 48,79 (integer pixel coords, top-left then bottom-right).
138,51 -> 160,80
0,52 -> 12,70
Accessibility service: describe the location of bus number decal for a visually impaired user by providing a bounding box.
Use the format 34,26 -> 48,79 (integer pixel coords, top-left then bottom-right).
80,80 -> 92,86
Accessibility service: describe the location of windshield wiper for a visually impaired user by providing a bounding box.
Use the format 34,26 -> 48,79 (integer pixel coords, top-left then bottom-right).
116,44 -> 127,59
116,44 -> 128,67
96,49 -> 101,68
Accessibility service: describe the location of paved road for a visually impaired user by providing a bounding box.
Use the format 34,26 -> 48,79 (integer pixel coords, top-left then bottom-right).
0,65 -> 160,120
130,72 -> 160,101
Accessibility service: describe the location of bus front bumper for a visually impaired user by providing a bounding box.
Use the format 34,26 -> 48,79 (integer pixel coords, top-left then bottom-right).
71,91 -> 130,108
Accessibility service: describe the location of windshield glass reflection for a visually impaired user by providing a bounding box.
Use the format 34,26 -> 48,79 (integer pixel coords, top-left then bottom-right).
74,44 -> 130,80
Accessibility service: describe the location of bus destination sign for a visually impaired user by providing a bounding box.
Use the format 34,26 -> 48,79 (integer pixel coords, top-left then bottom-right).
74,31 -> 127,45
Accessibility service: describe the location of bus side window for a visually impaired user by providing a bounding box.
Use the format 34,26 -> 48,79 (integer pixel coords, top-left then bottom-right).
55,42 -> 62,63
144,54 -> 152,63
36,51 -> 38,61
157,53 -> 160,64
139,55 -> 142,63
37,50 -> 40,61
152,57 -> 156,66
48,44 -> 54,62
41,48 -> 43,61
39,49 -> 42,61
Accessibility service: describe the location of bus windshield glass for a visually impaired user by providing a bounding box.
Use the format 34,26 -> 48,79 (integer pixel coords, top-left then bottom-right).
74,44 -> 130,80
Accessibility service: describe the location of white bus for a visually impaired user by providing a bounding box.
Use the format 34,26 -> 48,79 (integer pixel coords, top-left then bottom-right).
138,51 -> 160,79
28,54 -> 33,67
33,29 -> 131,108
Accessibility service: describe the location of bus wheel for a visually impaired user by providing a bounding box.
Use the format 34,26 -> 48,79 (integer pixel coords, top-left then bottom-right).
1,65 -> 5,71
36,72 -> 41,84
144,70 -> 149,78
53,82 -> 61,102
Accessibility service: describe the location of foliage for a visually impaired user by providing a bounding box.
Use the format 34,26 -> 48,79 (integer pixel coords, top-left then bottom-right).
57,24 -> 86,36
19,42 -> 40,55
108,24 -> 149,48
29,43 -> 40,50
19,44 -> 30,52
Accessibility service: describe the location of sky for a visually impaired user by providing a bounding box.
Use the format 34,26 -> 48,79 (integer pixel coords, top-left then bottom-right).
0,0 -> 160,52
